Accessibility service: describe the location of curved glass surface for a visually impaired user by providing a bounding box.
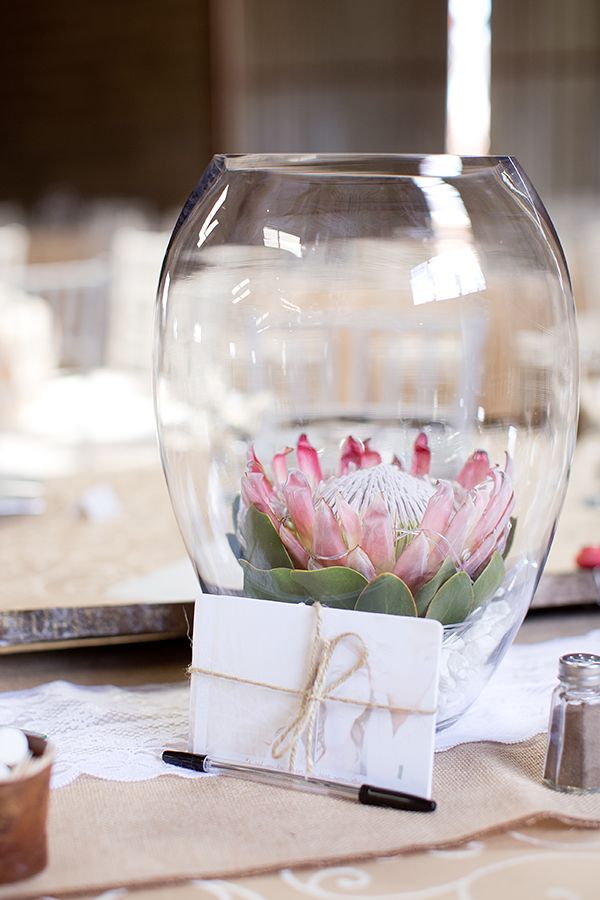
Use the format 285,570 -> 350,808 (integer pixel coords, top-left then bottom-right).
155,153 -> 578,726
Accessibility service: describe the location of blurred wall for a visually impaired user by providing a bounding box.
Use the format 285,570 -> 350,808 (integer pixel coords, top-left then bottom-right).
211,0 -> 448,153
0,0 -> 448,211
0,0 -> 212,209
491,0 -> 600,198
9,0 -> 600,213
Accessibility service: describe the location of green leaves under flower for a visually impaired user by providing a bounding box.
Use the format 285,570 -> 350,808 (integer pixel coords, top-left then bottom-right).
355,574 -> 417,616
243,505 -> 293,569
425,571 -> 474,625
235,499 -> 507,625
291,567 -> 369,609
240,560 -> 367,607
413,557 -> 455,615
240,551 -> 505,624
472,551 -> 505,611
240,560 -> 306,603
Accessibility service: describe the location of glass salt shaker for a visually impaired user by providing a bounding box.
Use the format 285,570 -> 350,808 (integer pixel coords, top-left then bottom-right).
543,653 -> 600,792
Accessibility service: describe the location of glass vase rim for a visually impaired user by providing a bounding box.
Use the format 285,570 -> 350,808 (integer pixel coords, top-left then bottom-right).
215,152 -> 522,178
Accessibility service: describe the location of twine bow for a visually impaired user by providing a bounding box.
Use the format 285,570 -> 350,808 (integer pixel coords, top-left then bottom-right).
270,603 -> 368,774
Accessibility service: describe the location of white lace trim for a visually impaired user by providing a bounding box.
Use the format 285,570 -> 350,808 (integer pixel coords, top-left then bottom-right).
2,630 -> 600,789
0,680 -> 192,789
438,628 -> 600,749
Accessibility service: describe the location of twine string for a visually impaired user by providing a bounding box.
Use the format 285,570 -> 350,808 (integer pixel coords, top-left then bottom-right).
270,604 -> 368,774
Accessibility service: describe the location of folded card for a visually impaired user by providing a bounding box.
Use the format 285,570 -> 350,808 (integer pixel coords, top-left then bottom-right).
190,594 -> 442,798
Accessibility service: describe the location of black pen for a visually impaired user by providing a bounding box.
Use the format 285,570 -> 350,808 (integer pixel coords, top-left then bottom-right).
162,749 -> 436,812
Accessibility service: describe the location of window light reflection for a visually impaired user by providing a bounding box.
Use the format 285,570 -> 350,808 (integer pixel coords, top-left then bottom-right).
197,185 -> 229,249
413,177 -> 472,231
411,173 -> 486,305
263,226 -> 302,258
410,246 -> 486,306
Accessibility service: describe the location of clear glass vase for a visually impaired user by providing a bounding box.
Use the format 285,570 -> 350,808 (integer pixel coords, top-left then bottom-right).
154,154 -> 578,728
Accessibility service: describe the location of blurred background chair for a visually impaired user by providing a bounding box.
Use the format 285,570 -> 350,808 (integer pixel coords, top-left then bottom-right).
104,227 -> 169,377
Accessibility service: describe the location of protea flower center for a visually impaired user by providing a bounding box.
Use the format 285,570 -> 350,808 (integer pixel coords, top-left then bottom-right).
319,463 -> 436,531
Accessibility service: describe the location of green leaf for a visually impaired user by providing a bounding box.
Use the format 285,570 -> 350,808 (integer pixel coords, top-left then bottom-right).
232,494 -> 241,533
243,505 -> 293,569
226,532 -> 243,560
472,552 -> 505,610
425,571 -> 474,625
413,558 -> 456,615
355,574 -> 417,617
240,560 -> 307,603
290,567 -> 369,609
502,516 -> 517,560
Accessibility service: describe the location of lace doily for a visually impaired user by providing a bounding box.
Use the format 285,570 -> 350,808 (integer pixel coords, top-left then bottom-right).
0,681 -> 192,788
2,629 -> 600,789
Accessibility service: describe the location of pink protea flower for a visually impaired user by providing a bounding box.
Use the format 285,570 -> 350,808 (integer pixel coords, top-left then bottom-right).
240,432 -> 514,600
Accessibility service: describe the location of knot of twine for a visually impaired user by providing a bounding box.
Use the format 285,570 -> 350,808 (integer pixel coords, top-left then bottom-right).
189,602 -> 436,776
270,603 -> 367,774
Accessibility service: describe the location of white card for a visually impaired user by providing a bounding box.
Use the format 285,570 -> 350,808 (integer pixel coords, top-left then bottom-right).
190,595 -> 442,798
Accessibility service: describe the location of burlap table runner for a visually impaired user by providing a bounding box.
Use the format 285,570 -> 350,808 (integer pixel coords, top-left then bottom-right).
3,734 -> 600,899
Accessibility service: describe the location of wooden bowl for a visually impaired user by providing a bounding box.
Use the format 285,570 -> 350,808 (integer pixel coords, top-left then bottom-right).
0,734 -> 53,885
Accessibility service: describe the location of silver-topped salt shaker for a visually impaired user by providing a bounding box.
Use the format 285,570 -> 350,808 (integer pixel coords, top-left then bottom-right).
543,653 -> 600,792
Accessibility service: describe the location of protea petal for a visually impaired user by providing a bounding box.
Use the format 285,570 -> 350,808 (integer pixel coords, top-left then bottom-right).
361,439 -> 382,468
465,463 -> 512,554
279,525 -> 310,569
247,446 -> 266,475
463,530 -> 500,578
312,500 -> 347,563
467,477 -> 495,533
283,471 -> 315,547
419,480 -> 454,572
346,547 -> 377,581
443,492 -> 478,559
297,433 -> 323,489
339,435 -> 364,475
360,494 -> 395,573
272,446 -> 293,485
393,532 -> 430,586
421,481 -> 454,534
462,456 -> 515,575
336,494 -> 362,549
456,450 -> 491,489
241,472 -> 277,521
464,489 -> 514,576
393,481 -> 454,585
411,432 -> 431,476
